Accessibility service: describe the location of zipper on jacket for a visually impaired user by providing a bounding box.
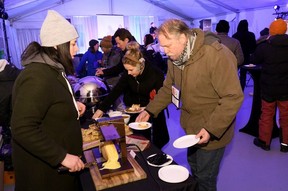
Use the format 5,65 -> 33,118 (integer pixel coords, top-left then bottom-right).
62,72 -> 80,119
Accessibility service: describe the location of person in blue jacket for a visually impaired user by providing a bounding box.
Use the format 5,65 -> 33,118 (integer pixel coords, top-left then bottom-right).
76,39 -> 103,77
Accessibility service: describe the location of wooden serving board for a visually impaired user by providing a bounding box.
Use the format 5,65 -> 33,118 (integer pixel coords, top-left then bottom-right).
84,150 -> 147,191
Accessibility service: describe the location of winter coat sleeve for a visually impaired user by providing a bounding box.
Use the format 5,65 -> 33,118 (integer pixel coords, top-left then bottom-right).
235,41 -> 244,66
103,59 -> 125,77
97,73 -> 129,112
76,51 -> 88,75
145,61 -> 174,117
11,66 -> 68,166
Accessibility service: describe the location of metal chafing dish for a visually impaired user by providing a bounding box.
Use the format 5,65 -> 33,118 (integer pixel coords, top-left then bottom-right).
73,76 -> 110,109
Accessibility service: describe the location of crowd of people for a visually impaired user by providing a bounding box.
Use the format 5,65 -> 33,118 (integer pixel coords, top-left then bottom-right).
1,8 -> 288,191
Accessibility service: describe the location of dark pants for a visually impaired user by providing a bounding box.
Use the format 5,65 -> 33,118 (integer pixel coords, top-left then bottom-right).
187,147 -> 225,191
259,99 -> 288,145
151,110 -> 170,148
239,67 -> 247,91
130,110 -> 169,149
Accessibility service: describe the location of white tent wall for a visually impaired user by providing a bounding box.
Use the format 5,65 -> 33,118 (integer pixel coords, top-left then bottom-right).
5,0 -> 184,68
193,5 -> 286,39
3,1 -> 288,68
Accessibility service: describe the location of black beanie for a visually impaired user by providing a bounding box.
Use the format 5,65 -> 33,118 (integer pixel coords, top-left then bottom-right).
89,39 -> 98,47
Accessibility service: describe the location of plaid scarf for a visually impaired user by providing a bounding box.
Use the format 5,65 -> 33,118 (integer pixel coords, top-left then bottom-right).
172,33 -> 197,68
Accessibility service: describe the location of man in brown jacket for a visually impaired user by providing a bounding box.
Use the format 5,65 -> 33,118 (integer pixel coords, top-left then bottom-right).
137,19 -> 243,191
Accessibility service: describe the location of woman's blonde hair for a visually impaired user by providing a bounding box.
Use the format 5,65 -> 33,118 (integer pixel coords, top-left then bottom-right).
122,41 -> 145,67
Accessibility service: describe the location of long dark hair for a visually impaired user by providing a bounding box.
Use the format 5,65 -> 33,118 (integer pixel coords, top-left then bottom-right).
144,34 -> 154,47
21,41 -> 74,75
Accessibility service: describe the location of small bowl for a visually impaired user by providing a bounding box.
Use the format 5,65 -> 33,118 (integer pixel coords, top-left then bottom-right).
122,114 -> 131,124
108,111 -> 122,117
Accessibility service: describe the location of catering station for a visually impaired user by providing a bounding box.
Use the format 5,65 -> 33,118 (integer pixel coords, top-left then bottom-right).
69,76 -> 197,191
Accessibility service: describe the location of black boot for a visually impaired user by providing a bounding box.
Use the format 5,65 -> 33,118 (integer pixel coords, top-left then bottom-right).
280,143 -> 288,153
253,138 -> 270,151
279,127 -> 288,152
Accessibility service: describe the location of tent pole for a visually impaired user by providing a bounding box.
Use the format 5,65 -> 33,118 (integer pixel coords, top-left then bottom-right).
2,19 -> 11,63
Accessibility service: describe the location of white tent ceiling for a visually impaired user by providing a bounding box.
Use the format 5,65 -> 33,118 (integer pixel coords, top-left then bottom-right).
4,0 -> 288,22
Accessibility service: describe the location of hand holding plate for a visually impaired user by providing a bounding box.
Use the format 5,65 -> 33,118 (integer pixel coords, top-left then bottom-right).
196,128 -> 210,144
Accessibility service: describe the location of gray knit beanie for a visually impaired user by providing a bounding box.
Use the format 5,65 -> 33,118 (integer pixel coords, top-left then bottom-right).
40,10 -> 78,47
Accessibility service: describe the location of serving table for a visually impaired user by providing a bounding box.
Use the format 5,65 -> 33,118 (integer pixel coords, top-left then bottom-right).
80,143 -> 197,191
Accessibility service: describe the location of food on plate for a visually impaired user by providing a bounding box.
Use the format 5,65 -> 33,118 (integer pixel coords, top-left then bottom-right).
127,104 -> 141,112
81,124 -> 101,142
147,153 -> 171,165
138,122 -> 149,128
100,141 -> 121,170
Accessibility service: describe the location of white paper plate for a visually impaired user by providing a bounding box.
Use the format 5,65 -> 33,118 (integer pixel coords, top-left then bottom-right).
158,165 -> 189,183
128,122 -> 152,130
124,107 -> 145,114
147,154 -> 173,167
173,134 -> 200,148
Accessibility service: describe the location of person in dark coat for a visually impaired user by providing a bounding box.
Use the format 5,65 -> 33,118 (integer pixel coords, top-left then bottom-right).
99,35 -> 122,88
251,19 -> 288,153
0,59 -> 20,131
232,19 -> 256,90
11,10 -> 86,191
96,28 -> 134,78
93,41 -> 169,149
256,27 -> 269,46
142,33 -> 166,73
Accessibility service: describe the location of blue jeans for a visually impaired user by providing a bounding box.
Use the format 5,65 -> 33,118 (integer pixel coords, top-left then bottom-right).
187,147 -> 225,191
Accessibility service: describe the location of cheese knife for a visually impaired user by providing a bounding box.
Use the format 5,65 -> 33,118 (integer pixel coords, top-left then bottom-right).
57,161 -> 97,173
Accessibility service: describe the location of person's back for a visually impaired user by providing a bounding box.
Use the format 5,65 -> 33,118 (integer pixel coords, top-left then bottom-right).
256,28 -> 269,46
216,20 -> 244,67
0,60 -> 20,127
232,20 -> 256,64
232,19 -> 256,90
251,19 -> 288,152
252,22 -> 288,98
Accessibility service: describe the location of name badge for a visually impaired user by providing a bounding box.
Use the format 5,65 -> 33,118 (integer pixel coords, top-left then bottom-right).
172,85 -> 180,108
